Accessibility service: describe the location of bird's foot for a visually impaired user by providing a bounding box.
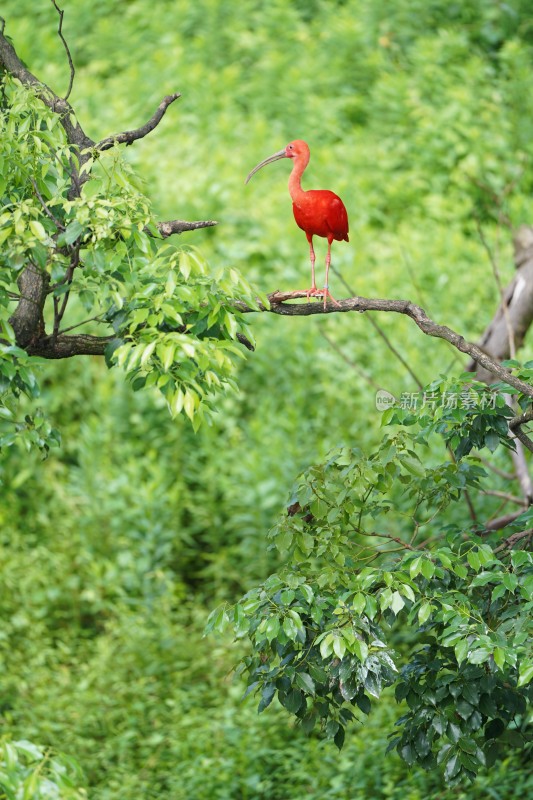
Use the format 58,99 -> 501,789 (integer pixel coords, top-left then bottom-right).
322,288 -> 341,310
305,285 -> 321,302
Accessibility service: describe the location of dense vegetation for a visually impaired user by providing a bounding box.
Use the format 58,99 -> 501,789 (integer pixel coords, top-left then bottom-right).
1,1 -> 533,798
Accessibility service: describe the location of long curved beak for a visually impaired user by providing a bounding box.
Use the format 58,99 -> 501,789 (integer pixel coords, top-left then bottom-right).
245,149 -> 287,184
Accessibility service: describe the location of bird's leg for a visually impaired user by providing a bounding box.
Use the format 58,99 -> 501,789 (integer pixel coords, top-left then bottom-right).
306,237 -> 318,301
323,242 -> 341,310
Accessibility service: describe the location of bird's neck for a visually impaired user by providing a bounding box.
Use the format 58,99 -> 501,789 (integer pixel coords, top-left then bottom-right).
288,156 -> 308,203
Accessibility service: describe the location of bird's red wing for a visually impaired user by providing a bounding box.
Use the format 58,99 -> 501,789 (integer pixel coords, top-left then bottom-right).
325,195 -> 349,242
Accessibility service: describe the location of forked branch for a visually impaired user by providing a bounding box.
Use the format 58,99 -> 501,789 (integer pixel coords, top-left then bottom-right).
96,93 -> 182,151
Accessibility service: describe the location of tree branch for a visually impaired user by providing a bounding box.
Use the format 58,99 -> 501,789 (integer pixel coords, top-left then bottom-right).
155,219 -> 218,238
0,26 -> 93,151
27,333 -> 114,359
50,0 -> 75,102
95,93 -> 181,151
494,528 -> 533,553
30,177 -> 65,229
484,509 -> 525,531
481,489 -> 528,507
509,408 -> 533,454
239,291 -> 533,399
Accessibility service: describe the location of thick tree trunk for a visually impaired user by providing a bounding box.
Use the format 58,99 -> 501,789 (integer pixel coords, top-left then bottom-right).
468,226 -> 533,502
469,226 -> 533,383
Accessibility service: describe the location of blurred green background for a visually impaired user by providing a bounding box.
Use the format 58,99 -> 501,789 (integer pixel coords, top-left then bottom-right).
1,1 -> 533,797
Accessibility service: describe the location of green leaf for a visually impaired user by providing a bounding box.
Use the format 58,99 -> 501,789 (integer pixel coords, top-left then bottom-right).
390,590 -> 405,615
352,638 -> 369,663
493,647 -> 506,670
518,661 -> 533,687
62,219 -> 84,245
295,671 -> 315,696
420,559 -> 435,580
333,635 -> 346,659
29,219 -> 47,240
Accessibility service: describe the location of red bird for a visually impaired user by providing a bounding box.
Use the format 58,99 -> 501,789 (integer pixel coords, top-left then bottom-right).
246,139 -> 349,308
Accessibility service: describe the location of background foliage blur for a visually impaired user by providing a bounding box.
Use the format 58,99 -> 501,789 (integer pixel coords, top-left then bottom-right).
1,1 -> 533,797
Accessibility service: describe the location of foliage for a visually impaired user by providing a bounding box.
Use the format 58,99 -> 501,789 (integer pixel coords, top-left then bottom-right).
0,739 -> 86,799
1,1 -> 533,798
213,380 -> 533,784
0,74 -> 260,444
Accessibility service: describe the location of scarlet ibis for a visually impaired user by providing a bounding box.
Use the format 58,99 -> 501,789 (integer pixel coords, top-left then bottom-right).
246,139 -> 349,308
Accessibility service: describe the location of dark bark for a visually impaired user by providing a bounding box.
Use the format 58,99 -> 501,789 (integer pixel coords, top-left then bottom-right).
9,265 -> 49,348
27,333 -> 114,359
239,291 -> 533,399
96,94 -> 181,151
155,219 -> 218,237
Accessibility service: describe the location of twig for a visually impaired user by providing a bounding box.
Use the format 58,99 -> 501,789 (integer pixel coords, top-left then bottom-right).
331,265 -> 424,389
480,490 -> 528,507
479,458 -> 514,481
484,509 -> 525,531
57,315 -> 105,335
50,0 -> 75,102
494,528 -> 533,553
29,177 -> 65,230
96,93 -> 181,152
52,247 -> 80,340
351,528 -> 417,551
320,330 -> 382,390
447,445 -> 478,523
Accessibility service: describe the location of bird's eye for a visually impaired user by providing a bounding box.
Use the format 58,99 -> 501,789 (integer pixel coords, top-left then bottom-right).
288,145 -> 293,150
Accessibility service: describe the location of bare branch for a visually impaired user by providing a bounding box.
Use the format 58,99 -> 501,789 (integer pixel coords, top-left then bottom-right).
57,315 -> 105,335
509,408 -> 533,430
320,330 -> 382,391
484,509 -> 526,531
481,490 -> 528,507
351,527 -> 417,551
50,0 -> 75,102
154,219 -> 218,238
494,528 -> 533,553
468,226 -> 533,382
509,408 -> 533,454
96,93 -> 181,152
479,458 -> 514,481
238,291 -> 533,399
